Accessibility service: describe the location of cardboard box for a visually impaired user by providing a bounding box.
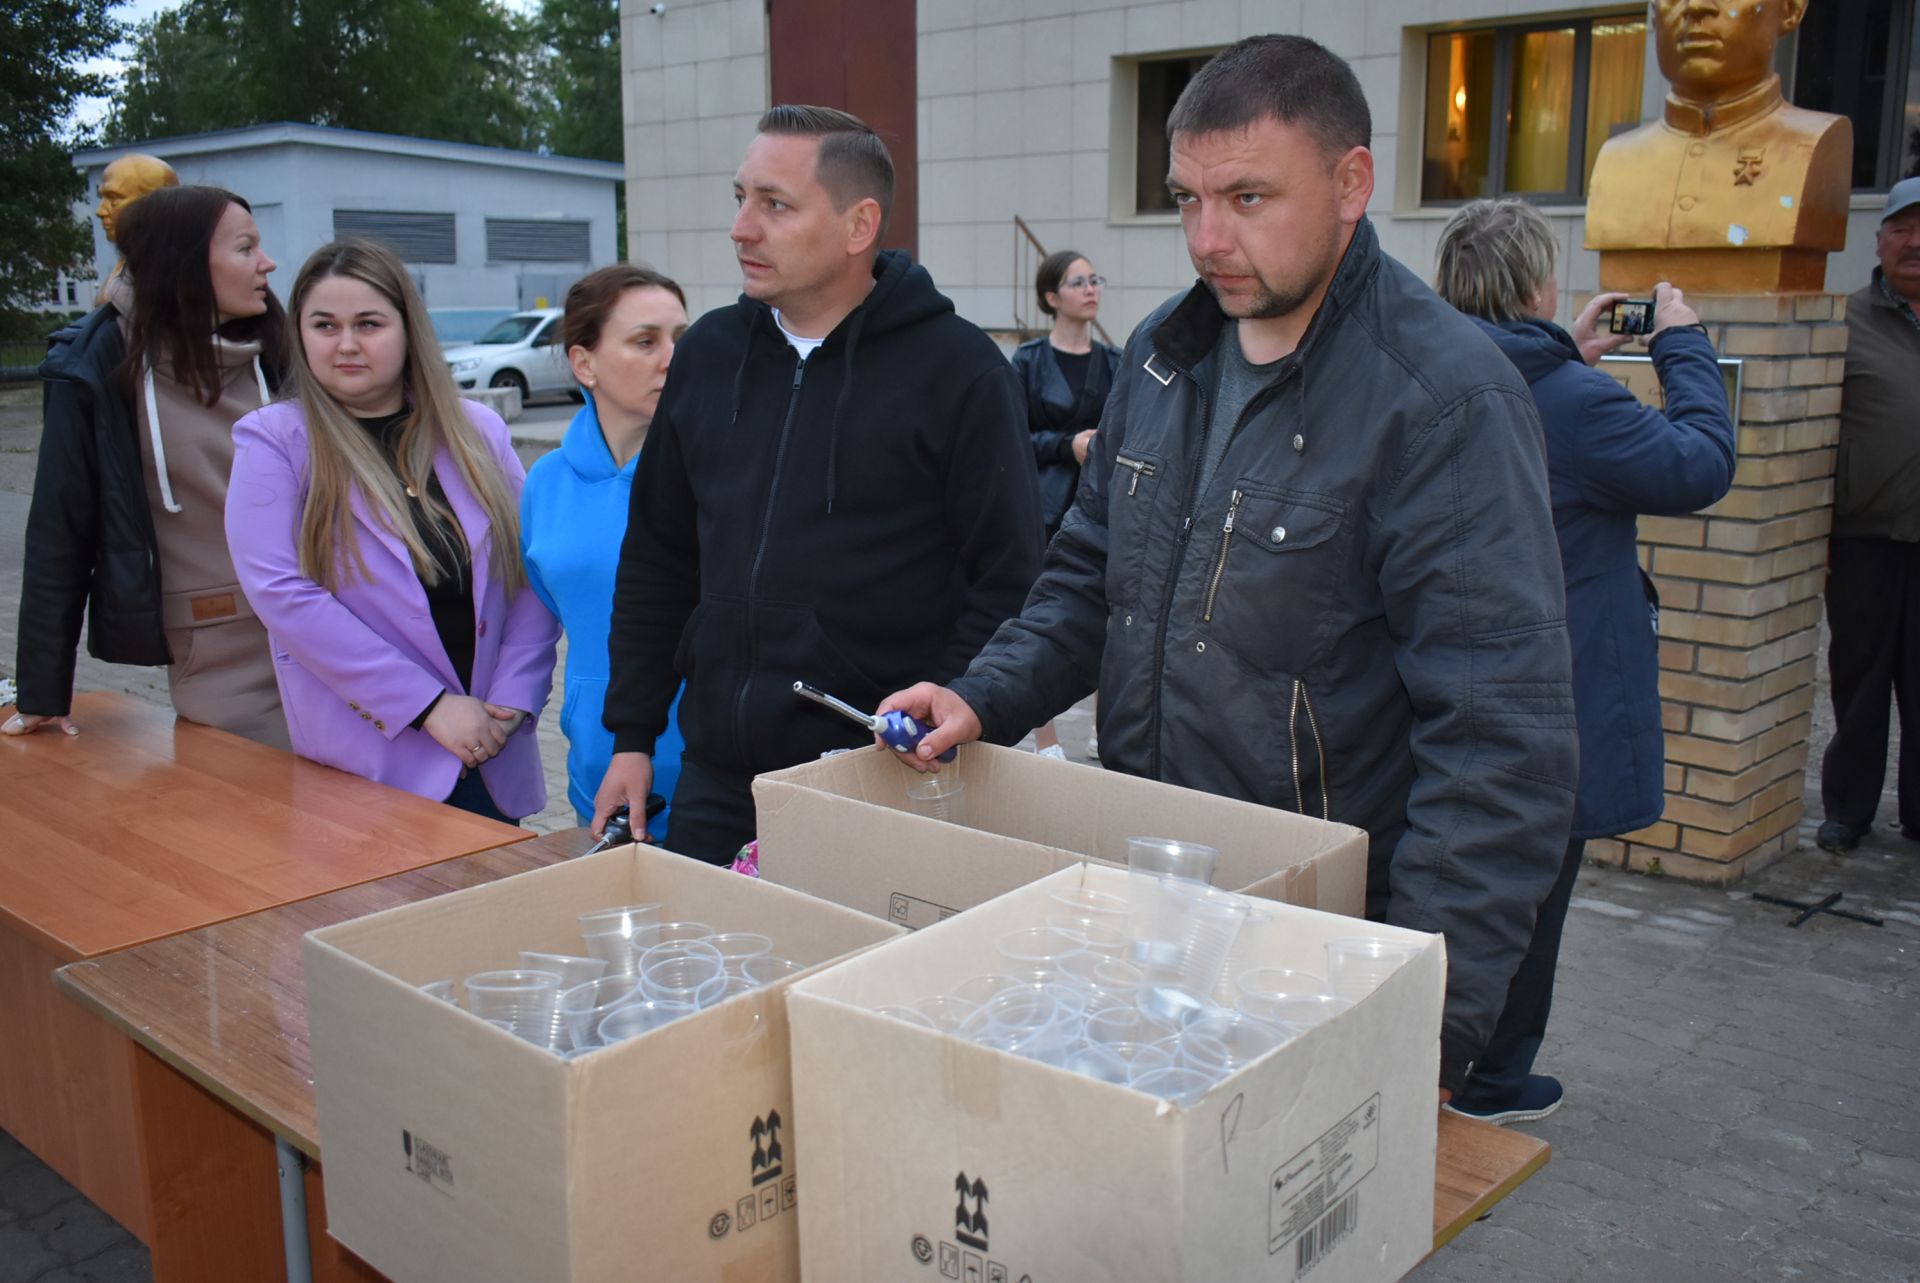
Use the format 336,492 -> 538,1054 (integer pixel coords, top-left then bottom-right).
788,863 -> 1444,1283
305,844 -> 903,1283
753,743 -> 1368,928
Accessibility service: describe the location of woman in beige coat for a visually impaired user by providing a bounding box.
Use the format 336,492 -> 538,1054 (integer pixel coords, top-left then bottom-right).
9,186 -> 291,747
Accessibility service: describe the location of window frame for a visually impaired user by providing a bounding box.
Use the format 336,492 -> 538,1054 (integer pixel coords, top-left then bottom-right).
1419,11 -> 1645,209
1782,0 -> 1920,192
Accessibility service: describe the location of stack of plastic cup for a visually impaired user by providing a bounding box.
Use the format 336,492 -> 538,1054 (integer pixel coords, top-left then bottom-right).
1135,880 -> 1252,1023
1124,837 -> 1220,967
560,976 -> 643,1049
742,956 -> 806,987
905,776 -> 967,825
638,940 -> 728,1007
578,904 -> 662,978
1325,938 -> 1423,1000
464,970 -> 563,1048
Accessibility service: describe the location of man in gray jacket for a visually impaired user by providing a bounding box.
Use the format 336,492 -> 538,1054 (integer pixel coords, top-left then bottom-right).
883,35 -> 1577,1102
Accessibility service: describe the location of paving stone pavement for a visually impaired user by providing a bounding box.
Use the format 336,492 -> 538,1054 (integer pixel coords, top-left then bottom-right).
2,386 -> 1917,1280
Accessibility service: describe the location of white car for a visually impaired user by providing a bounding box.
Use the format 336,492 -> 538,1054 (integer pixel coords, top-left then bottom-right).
443,308 -> 575,400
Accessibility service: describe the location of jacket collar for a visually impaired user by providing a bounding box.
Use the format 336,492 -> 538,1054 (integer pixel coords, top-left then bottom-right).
1663,75 -> 1783,137
1148,216 -> 1380,378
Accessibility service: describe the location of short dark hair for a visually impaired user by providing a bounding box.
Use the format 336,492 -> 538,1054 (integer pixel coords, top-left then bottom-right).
1035,249 -> 1086,317
1166,35 -> 1371,159
756,104 -> 896,240
562,264 -> 687,353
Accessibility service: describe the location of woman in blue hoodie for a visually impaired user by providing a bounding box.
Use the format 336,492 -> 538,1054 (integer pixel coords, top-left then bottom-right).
1434,199 -> 1735,1125
521,266 -> 688,836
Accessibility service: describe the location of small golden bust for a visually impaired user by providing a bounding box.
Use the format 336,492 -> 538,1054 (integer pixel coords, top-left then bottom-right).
1586,0 -> 1852,292
96,154 -> 180,245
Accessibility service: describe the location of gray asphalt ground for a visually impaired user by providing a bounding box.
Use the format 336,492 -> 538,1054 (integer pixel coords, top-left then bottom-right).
1,382 -> 1915,1281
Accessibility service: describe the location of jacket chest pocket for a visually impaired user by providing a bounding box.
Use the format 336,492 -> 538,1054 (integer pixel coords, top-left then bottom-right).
1106,448 -> 1164,608
1199,487 -> 1347,664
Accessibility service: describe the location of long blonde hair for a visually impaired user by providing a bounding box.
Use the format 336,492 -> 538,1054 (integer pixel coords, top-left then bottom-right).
286,239 -> 525,597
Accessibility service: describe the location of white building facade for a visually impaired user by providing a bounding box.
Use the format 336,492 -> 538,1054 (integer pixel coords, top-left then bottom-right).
622,0 -> 1917,334
72,123 -> 624,312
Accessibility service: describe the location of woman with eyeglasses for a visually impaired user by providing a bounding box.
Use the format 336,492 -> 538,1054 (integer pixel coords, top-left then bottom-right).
1010,250 -> 1120,758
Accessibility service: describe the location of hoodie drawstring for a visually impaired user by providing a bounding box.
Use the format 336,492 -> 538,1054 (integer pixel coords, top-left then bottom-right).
145,356 -> 273,517
143,364 -> 183,515
729,322 -> 754,425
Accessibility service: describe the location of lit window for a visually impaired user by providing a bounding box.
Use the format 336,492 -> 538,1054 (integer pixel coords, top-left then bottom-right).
1422,16 -> 1646,205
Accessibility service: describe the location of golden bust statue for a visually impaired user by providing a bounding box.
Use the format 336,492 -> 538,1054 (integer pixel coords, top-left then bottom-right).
96,154 -> 180,245
1586,0 -> 1851,292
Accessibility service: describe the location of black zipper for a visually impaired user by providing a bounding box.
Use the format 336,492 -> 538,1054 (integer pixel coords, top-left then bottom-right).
1201,489 -> 1244,622
733,356 -> 808,758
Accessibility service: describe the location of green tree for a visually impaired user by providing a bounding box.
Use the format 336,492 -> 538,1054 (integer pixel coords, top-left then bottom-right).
534,0 -> 622,163
107,0 -> 542,151
0,0 -> 120,325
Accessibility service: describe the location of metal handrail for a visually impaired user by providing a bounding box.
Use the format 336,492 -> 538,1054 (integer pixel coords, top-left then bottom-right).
1011,215 -> 1116,348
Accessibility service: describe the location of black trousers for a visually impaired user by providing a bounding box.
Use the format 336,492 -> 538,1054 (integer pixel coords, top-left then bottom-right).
1454,837 -> 1585,1110
1821,536 -> 1920,831
444,768 -> 515,825
662,757 -> 758,866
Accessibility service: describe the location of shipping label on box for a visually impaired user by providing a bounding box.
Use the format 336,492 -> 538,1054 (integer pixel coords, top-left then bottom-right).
753,744 -> 1369,926
304,844 -> 900,1283
788,864 -> 1442,1283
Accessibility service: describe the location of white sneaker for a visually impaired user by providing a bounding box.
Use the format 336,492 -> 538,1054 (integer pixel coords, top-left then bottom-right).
1037,744 -> 1067,760
1085,727 -> 1100,761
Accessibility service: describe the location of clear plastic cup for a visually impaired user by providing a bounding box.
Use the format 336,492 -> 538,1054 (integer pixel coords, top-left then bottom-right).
639,940 -> 727,1006
911,995 -> 979,1032
1115,1043 -> 1176,1080
1176,1011 -> 1288,1078
951,974 -> 1022,1006
1242,992 -> 1355,1032
1046,886 -> 1131,954
906,776 -> 967,825
1056,952 -> 1144,1003
709,974 -> 757,1005
1325,937 -> 1424,1000
1131,1065 -> 1215,1105
597,998 -> 696,1044
1085,1004 -> 1177,1047
996,926 -> 1087,985
741,956 -> 807,987
1235,967 -> 1332,1019
519,951 -> 609,991
559,975 -> 642,1049
1125,837 -> 1221,964
420,979 -> 457,1005
630,921 -> 716,953
1215,903 -> 1276,1002
464,969 -> 563,1047
1135,880 -> 1252,1023
578,904 -> 664,977
958,986 -> 1066,1053
705,933 -> 773,975
1061,1039 -> 1132,1084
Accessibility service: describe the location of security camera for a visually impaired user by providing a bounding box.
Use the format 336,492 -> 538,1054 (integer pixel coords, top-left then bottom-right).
650,3 -> 666,13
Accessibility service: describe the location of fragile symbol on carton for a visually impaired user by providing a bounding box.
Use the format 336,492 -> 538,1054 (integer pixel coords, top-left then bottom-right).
400,1129 -> 454,1197
954,1172 -> 989,1250
911,1234 -> 935,1264
888,891 -> 962,931
708,1212 -> 731,1240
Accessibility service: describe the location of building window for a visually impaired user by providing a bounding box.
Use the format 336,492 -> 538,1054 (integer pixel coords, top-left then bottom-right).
1133,54 -> 1213,215
332,211 -> 457,264
485,218 -> 592,264
1421,15 -> 1646,205
1788,0 -> 1920,189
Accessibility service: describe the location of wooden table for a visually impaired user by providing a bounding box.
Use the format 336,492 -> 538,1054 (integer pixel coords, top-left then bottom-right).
59,827 -> 595,1282
59,817 -> 1544,1280
0,690 -> 527,1240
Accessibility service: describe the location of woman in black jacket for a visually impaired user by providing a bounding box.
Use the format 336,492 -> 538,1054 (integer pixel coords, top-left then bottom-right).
1009,249 -> 1119,758
6,186 -> 290,743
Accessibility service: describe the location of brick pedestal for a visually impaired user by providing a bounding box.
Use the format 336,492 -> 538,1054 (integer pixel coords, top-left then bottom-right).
1585,293 -> 1846,883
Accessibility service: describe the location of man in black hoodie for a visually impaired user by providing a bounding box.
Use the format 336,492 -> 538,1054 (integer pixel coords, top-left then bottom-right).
591,105 -> 1042,861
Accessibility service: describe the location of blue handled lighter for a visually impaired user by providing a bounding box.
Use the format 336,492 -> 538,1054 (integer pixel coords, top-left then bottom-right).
792,681 -> 957,763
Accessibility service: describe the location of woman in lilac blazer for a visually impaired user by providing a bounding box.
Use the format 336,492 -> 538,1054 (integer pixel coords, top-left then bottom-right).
226,239 -> 557,821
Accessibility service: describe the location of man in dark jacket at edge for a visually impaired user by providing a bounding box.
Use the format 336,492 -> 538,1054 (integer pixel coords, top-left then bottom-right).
591,105 -> 1042,861
882,36 -> 1578,1103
